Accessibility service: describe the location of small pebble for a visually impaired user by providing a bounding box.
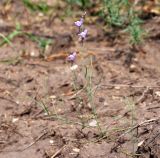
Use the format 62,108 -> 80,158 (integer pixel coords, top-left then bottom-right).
30,51 -> 35,57
12,118 -> 19,123
129,64 -> 137,72
89,119 -> 97,127
73,148 -> 80,153
49,140 -> 54,144
87,103 -> 92,110
115,86 -> 120,90
104,101 -> 108,106
155,91 -> 160,97
49,95 -> 57,99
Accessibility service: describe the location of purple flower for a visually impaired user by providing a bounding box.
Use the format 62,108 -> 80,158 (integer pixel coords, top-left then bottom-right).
67,52 -> 76,62
74,18 -> 83,27
78,29 -> 88,40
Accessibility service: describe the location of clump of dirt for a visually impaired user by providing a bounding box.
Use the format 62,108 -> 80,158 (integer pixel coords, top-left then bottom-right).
136,120 -> 160,158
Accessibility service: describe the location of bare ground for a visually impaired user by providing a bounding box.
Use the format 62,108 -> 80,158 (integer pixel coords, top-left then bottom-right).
0,1 -> 160,158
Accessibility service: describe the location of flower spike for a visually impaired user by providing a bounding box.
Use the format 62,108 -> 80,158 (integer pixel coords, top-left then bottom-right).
78,29 -> 88,41
67,52 -> 77,63
74,18 -> 83,28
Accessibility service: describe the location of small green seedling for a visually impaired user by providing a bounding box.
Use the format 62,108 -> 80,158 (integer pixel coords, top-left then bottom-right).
23,0 -> 50,13
127,10 -> 144,45
0,23 -> 22,47
102,0 -> 144,45
66,0 -> 92,9
103,0 -> 129,27
27,34 -> 52,57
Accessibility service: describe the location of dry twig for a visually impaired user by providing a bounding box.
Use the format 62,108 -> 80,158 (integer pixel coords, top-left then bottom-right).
51,145 -> 66,158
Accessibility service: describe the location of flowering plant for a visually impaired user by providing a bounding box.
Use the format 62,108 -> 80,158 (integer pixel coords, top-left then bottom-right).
67,13 -> 88,63
66,12 -> 103,136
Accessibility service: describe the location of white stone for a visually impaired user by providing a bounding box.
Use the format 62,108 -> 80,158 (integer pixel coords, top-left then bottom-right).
49,140 -> 54,144
73,148 -> 80,153
12,118 -> 19,123
155,91 -> 160,97
89,119 -> 97,127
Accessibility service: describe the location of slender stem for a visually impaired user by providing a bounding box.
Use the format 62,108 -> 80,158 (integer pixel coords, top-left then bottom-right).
85,55 -> 103,136
72,67 -> 86,129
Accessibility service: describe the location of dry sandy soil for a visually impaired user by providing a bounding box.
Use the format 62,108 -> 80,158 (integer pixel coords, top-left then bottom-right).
0,1 -> 160,158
